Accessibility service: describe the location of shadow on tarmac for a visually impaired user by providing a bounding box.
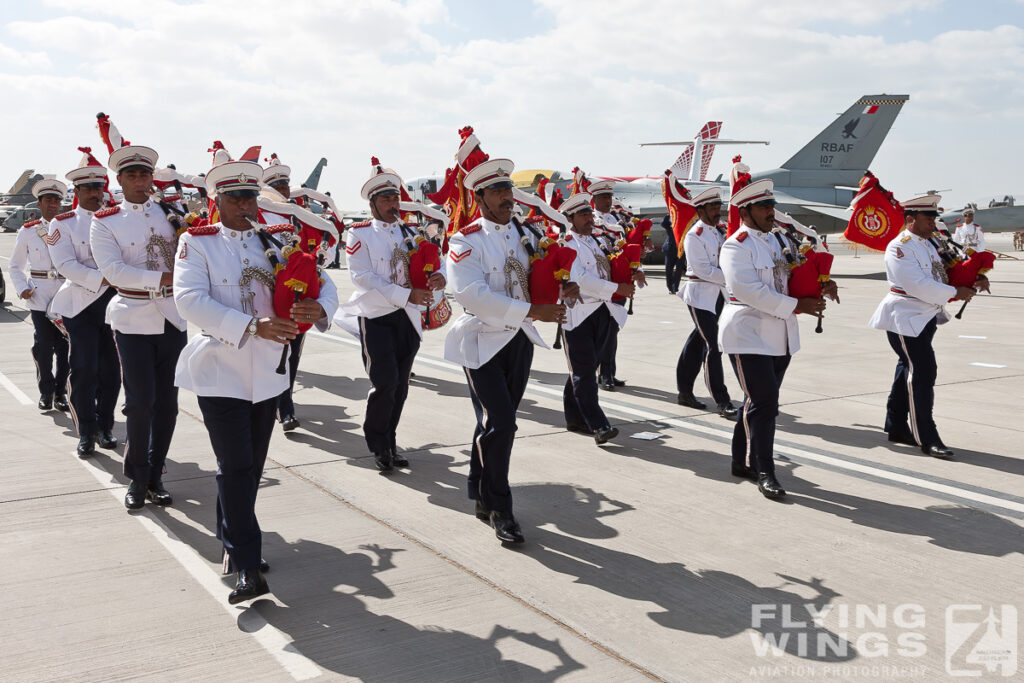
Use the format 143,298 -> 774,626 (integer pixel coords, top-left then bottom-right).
776,412 -> 1024,476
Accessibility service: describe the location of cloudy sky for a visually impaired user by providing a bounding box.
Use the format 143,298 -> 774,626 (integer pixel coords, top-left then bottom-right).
1,0 -> 1021,210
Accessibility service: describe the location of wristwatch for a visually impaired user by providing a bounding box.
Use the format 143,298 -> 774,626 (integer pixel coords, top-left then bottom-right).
247,317 -> 259,336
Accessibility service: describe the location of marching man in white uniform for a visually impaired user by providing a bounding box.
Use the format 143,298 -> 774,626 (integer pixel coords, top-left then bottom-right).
174,161 -> 338,603
559,192 -> 631,444
338,161 -> 445,472
953,207 -> 985,251
588,180 -> 630,390
260,155 -> 303,432
445,158 -> 570,545
719,179 -> 833,499
10,179 -> 71,412
676,187 -> 737,418
869,194 -> 979,458
48,152 -> 121,457
91,144 -> 188,510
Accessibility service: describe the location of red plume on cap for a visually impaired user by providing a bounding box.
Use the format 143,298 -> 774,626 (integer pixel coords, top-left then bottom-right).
96,112 -> 129,154
76,146 -> 103,168
265,152 -> 280,164
208,141 -> 226,153
370,156 -> 384,174
727,157 -> 753,237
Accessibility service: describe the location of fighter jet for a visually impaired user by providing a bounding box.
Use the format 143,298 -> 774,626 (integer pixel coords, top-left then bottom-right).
941,195 -> 1023,233
621,94 -> 911,233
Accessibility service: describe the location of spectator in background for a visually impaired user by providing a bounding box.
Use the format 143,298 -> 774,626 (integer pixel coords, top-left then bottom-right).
661,215 -> 684,294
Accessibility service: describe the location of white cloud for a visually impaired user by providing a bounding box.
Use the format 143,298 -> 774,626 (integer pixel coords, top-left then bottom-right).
0,0 -> 1020,209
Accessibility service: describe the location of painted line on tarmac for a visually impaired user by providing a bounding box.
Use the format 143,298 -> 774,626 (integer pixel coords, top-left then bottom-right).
71,457 -> 320,680
311,329 -> 1024,519
0,369 -> 33,405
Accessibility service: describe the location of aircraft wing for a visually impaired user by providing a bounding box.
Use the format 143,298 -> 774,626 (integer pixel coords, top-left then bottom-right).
771,190 -> 852,233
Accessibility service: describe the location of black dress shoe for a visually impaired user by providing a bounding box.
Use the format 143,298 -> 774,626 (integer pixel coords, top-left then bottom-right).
474,500 -> 491,523
758,473 -> 787,499
594,426 -> 619,445
718,402 -> 738,419
281,415 -> 300,432
374,450 -> 393,472
490,511 -> 525,544
391,449 -> 409,468
125,480 -> 146,510
54,394 -> 69,411
923,444 -> 954,458
731,462 -> 758,481
887,431 -> 917,447
677,392 -> 707,410
95,430 -> 118,449
76,435 -> 95,458
228,568 -> 270,605
598,377 -> 614,391
565,422 -> 591,434
146,481 -> 173,506
38,394 -> 53,411
611,377 -> 626,387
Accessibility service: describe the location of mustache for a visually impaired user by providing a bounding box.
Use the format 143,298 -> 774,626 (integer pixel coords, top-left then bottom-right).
499,201 -> 514,210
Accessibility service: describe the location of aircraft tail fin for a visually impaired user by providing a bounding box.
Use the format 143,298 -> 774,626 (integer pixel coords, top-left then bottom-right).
780,95 -> 907,183
669,121 -> 721,178
697,121 -> 722,180
303,158 -> 328,189
6,169 -> 36,196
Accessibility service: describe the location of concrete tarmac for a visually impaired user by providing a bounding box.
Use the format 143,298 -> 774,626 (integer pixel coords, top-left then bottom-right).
0,232 -> 1021,682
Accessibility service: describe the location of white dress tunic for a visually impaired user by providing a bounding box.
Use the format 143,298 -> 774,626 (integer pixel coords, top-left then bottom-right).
173,223 -> 339,402
719,224 -> 800,356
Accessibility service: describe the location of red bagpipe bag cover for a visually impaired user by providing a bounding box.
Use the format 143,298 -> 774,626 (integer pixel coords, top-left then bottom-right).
409,239 -> 442,289
627,219 -> 652,246
273,251 -> 321,333
609,243 -> 643,284
787,247 -> 834,313
528,244 -> 577,306
946,250 -> 995,301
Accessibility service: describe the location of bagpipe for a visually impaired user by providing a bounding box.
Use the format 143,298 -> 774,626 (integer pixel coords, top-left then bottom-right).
508,217 -> 578,348
771,214 -> 834,333
246,218 -> 324,374
928,231 -> 995,319
394,220 -> 452,331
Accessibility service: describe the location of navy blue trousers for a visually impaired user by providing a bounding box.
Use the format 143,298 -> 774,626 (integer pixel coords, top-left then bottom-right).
597,301 -> 625,380
115,320 -> 186,484
563,306 -> 613,431
729,353 -> 791,476
62,289 -> 120,437
359,310 -> 420,454
885,317 -> 941,447
465,331 -> 534,515
676,295 -> 731,405
29,309 -> 69,396
276,332 -> 305,419
198,395 -> 277,572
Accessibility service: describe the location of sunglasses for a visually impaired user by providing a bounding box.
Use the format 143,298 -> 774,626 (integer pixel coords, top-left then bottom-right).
222,190 -> 259,198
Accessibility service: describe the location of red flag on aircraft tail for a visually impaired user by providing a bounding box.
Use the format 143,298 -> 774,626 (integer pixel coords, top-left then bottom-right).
843,171 -> 904,251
